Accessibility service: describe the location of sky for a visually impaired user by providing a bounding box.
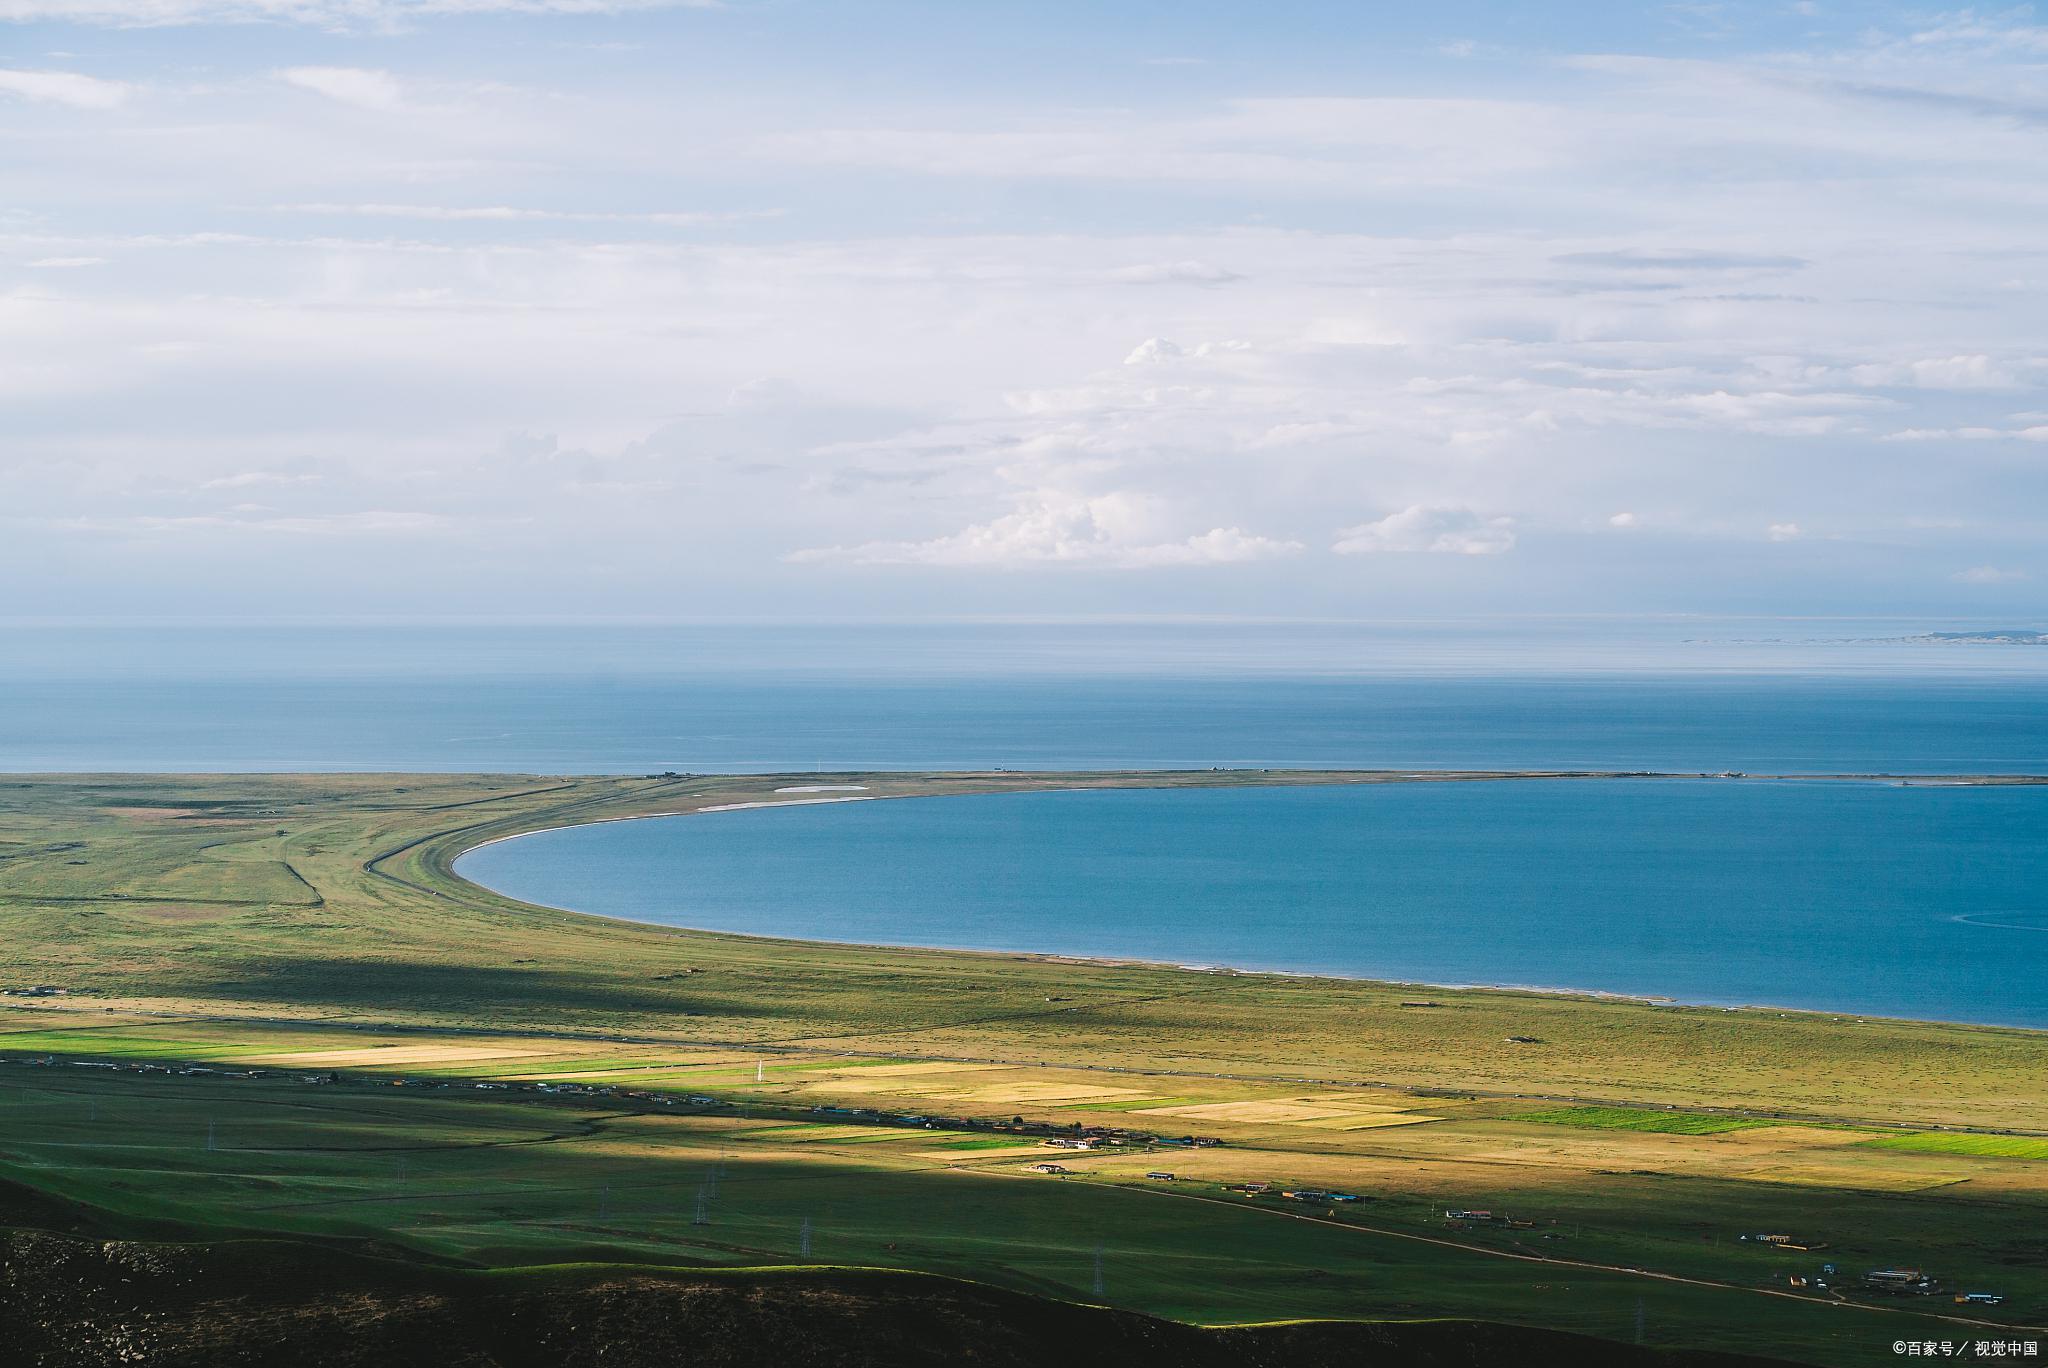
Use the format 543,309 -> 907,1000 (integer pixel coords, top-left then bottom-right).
3,1 -> 2047,623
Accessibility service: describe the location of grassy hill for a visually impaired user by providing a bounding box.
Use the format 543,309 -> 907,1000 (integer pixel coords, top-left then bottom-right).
2,771 -> 2044,1365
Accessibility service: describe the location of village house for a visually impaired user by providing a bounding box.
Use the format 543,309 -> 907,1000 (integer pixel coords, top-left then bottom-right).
1863,1268 -> 1940,1295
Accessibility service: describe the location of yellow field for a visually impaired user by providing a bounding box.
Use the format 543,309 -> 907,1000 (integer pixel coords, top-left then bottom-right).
3,771 -> 2045,1365
253,1044 -> 576,1066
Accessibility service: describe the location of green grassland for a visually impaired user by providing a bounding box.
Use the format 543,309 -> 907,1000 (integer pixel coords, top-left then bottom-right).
2,771 -> 2046,1366
1516,1108 -> 1786,1135
1861,1133 -> 2048,1160
0,1067 -> 2024,1363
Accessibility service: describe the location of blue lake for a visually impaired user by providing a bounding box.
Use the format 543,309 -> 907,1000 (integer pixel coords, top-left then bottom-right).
455,780 -> 2048,1029
8,622 -> 2048,774
8,669 -> 2048,776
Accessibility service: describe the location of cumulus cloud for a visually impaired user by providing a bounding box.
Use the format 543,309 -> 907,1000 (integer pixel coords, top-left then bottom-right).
1333,506 -> 1517,557
1952,565 -> 2028,584
1126,526 -> 1304,567
790,491 -> 1302,570
1609,511 -> 1640,528
1767,522 -> 1803,542
1123,337 -> 1183,365
9,8 -> 2048,616
0,69 -> 132,109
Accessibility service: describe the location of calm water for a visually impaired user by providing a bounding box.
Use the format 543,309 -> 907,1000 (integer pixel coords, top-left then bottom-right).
457,781 -> 2048,1027
6,623 -> 2048,773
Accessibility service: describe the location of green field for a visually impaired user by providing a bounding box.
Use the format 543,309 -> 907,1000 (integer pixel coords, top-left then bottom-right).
0,1066 -> 2024,1359
1515,1107 -> 1786,1135
2,771 -> 2045,1365
1861,1132 -> 2048,1160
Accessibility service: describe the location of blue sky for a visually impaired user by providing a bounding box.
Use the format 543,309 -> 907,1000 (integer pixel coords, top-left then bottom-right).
4,1 -> 2046,620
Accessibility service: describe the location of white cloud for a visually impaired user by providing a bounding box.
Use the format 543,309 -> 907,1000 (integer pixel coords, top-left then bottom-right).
1,0 -> 710,24
791,491 -> 1302,570
199,470 -> 320,489
1123,337 -> 1183,365
1333,506 -> 1517,556
1952,565 -> 2028,585
0,68 -> 132,109
1767,522 -> 1803,542
753,95 -> 1572,190
1901,16 -> 2048,55
1103,260 -> 1243,286
1846,355 -> 2020,390
1879,427 -> 2009,442
1125,526 -> 1305,568
1608,511 -> 1639,528
1552,247 -> 1805,274
27,255 -> 108,268
276,66 -> 402,111
10,10 -> 2048,616
269,203 -> 767,227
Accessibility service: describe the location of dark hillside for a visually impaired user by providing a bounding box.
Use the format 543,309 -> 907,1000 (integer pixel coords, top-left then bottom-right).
0,1186 -> 1789,1368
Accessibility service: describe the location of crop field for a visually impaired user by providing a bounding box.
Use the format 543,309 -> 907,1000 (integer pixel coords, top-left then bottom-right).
1861,1133 -> 2048,1160
0,1064 -> 2033,1364
3,772 -> 2046,1365
1515,1107 -> 1787,1135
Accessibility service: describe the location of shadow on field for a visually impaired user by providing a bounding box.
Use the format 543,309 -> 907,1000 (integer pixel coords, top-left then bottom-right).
0,1185 -> 1794,1368
186,957 -> 776,1019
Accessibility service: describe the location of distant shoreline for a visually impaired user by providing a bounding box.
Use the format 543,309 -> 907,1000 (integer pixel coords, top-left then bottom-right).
449,766 -> 2048,859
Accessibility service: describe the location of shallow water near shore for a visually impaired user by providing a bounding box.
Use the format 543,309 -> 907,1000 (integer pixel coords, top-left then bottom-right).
457,779 -> 2048,1029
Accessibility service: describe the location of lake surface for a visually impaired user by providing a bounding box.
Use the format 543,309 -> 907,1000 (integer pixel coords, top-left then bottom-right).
456,781 -> 2048,1028
7,622 -> 2048,773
